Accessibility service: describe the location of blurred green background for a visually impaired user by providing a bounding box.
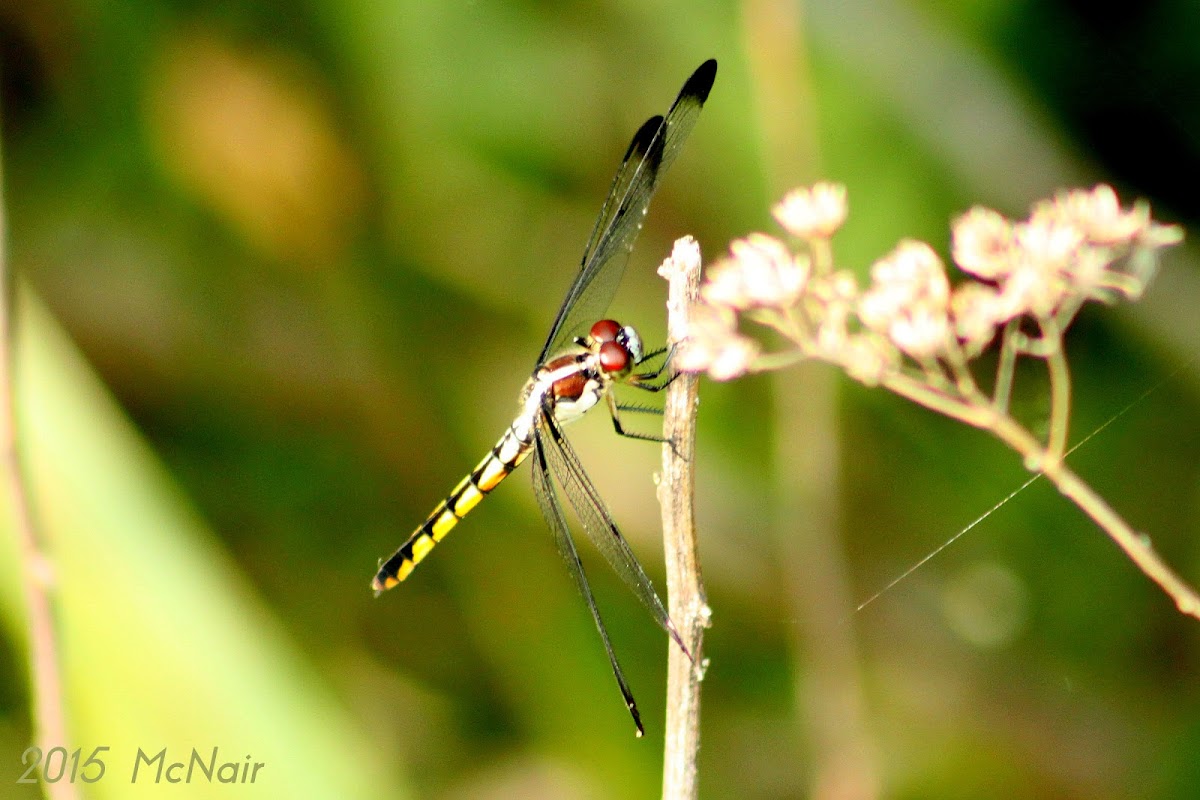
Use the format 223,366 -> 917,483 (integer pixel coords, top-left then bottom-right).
0,0 -> 1198,798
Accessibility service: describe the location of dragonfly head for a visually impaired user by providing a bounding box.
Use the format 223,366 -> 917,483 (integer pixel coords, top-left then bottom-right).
590,319 -> 644,376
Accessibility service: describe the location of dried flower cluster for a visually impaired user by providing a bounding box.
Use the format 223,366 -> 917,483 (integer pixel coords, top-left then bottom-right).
677,182 -> 1181,387
664,182 -> 1200,622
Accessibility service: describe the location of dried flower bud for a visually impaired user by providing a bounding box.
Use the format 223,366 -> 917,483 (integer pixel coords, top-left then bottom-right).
773,182 -> 848,239
1136,219 -> 1184,249
1035,184 -> 1149,246
840,334 -> 899,386
950,282 -> 1005,356
675,304 -> 760,381
952,207 -> 1014,280
807,270 -> 859,356
1000,218 -> 1085,317
701,233 -> 808,310
859,240 -> 951,359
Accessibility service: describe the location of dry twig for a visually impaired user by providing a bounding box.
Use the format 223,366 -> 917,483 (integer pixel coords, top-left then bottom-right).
657,238 -> 710,800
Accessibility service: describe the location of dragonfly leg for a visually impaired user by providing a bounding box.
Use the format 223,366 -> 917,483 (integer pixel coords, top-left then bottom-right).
606,392 -> 666,442
615,401 -> 663,416
632,343 -> 676,379
606,393 -> 680,457
639,344 -> 670,363
628,343 -> 678,390
629,370 -> 679,393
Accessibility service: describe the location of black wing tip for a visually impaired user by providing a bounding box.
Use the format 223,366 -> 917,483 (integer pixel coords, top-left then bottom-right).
683,59 -> 718,104
630,114 -> 666,152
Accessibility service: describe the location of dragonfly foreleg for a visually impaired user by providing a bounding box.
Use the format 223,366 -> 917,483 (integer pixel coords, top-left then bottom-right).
629,343 -> 678,389
628,369 -> 680,393
639,344 -> 670,363
633,342 -> 675,373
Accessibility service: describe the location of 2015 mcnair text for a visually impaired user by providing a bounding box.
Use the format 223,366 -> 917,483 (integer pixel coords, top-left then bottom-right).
131,747 -> 265,784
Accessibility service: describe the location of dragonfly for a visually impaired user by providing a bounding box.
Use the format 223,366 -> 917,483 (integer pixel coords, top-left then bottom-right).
373,59 -> 717,736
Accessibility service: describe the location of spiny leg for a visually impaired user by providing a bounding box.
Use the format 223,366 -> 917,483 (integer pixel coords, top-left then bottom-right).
615,402 -> 664,415
627,345 -> 679,391
609,344 -> 682,447
606,392 -> 667,443
631,343 -> 676,383
605,392 -> 681,457
637,344 -> 670,365
629,370 -> 680,393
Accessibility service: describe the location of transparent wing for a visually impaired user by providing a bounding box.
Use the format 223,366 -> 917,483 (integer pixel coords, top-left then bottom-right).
536,59 -> 718,365
530,435 -> 645,736
538,403 -> 686,655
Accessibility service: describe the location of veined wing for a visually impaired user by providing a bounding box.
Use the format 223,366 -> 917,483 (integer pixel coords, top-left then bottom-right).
536,59 -> 718,366
538,399 -> 687,655
531,435 -> 645,736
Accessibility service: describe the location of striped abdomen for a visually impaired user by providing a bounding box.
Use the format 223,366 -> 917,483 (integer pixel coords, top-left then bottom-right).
372,426 -> 533,594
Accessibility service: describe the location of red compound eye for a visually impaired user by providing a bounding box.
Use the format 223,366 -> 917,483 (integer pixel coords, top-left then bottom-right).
590,319 -> 621,343
598,341 -> 630,373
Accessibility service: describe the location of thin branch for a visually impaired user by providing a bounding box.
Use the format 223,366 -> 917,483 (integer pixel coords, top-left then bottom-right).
1039,317 -> 1071,466
894,364 -> 1200,619
657,238 -> 709,800
986,412 -> 1200,619
0,113 -> 76,798
993,320 -> 1020,412
1049,461 -> 1200,618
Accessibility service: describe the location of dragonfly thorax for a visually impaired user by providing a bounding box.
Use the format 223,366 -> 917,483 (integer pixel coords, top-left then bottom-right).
519,318 -> 643,429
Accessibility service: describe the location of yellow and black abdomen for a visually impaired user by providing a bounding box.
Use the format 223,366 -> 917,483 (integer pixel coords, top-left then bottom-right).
372,427 -> 533,594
